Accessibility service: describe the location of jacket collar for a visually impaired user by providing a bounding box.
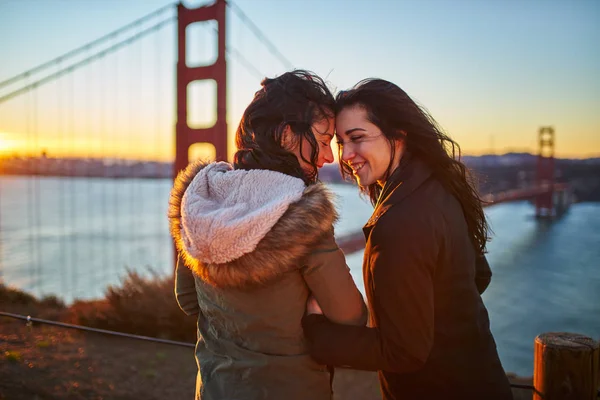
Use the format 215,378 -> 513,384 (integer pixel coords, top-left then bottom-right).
364,153 -> 433,231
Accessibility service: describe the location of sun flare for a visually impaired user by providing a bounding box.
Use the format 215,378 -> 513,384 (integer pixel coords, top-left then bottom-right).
0,132 -> 20,156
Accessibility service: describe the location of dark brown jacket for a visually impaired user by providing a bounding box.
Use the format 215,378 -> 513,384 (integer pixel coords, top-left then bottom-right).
170,161 -> 367,400
303,156 -> 513,400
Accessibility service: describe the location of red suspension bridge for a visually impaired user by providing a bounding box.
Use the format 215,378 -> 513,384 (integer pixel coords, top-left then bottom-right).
0,0 -> 570,301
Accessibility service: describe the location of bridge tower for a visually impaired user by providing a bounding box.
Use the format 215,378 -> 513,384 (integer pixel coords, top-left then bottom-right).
535,126 -> 555,217
173,0 -> 227,271
175,0 -> 227,176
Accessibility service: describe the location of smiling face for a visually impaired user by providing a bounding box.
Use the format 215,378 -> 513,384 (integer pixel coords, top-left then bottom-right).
289,116 -> 335,171
336,105 -> 404,187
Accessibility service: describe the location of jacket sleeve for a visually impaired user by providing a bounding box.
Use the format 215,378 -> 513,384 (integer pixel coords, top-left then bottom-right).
301,230 -> 368,326
302,210 -> 437,373
174,257 -> 200,316
475,254 -> 492,295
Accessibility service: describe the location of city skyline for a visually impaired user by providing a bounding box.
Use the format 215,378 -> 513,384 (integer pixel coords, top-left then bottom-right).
1,0 -> 599,161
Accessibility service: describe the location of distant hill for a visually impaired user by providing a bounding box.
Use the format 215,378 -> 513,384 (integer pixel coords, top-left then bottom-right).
462,153 -> 537,167
2,153 -> 598,182
463,152 -> 600,167
319,154 -> 600,202
320,153 -> 600,182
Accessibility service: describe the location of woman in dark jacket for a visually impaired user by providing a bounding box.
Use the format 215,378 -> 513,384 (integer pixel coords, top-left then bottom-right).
170,71 -> 367,400
302,79 -> 513,400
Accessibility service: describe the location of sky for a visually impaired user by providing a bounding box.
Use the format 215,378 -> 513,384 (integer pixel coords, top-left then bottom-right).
0,0 -> 598,162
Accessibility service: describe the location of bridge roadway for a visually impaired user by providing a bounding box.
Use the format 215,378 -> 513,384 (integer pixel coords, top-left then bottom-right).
336,183 -> 571,254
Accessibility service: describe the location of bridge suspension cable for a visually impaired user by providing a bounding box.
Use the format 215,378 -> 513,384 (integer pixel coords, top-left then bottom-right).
226,0 -> 294,71
197,24 -> 268,82
226,47 -> 265,80
0,16 -> 176,105
0,3 -> 176,91
1,1 -> 292,105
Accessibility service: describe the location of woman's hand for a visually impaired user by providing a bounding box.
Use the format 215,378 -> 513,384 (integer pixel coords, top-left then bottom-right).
306,295 -> 324,315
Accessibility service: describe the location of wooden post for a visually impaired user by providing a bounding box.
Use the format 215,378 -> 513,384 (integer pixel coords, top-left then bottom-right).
534,332 -> 599,400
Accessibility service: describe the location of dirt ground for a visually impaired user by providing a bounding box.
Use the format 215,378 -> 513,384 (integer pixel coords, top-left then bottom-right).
1,315 -> 196,400
1,304 -> 534,400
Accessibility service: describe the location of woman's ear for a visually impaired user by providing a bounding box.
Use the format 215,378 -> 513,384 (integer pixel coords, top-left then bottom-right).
394,130 -> 408,153
393,133 -> 407,163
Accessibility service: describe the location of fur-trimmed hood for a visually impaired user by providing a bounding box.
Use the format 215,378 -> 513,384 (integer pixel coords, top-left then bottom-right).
168,161 -> 338,289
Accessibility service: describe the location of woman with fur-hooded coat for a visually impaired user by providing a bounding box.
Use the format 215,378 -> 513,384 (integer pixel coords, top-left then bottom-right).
168,71 -> 367,400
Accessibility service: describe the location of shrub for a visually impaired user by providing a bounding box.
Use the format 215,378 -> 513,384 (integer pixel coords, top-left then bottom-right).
39,295 -> 66,309
0,284 -> 36,306
70,269 -> 197,343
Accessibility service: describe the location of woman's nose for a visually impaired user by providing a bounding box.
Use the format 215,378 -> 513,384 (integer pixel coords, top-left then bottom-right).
323,146 -> 334,164
341,145 -> 355,163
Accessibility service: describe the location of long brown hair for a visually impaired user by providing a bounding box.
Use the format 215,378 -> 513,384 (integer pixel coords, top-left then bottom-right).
233,70 -> 335,184
336,79 -> 489,254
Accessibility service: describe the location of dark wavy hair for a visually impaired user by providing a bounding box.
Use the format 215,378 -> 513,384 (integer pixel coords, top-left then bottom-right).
233,70 -> 335,184
335,79 -> 489,253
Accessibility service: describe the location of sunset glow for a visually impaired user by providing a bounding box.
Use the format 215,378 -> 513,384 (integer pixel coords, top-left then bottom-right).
0,0 -> 598,161
0,132 -> 21,156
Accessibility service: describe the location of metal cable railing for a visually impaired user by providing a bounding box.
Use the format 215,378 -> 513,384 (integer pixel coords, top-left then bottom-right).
4,310 -> 598,397
0,311 -> 194,348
